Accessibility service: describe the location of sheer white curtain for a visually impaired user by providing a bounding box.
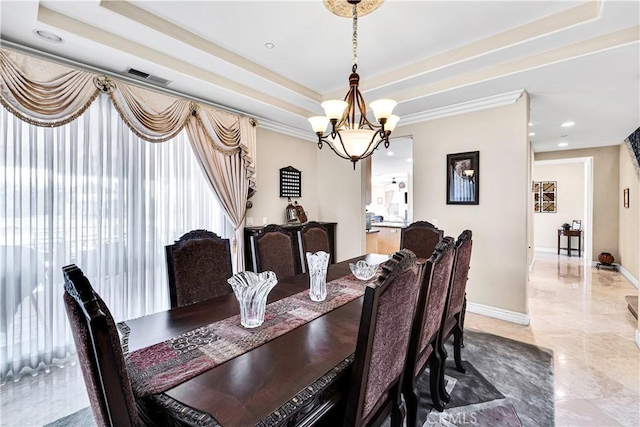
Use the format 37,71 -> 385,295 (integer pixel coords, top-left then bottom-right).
0,94 -> 229,381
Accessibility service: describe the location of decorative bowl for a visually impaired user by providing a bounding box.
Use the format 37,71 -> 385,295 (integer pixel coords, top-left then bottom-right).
349,260 -> 379,281
598,252 -> 614,265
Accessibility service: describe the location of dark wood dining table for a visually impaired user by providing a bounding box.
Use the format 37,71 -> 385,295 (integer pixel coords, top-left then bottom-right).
125,253 -> 389,427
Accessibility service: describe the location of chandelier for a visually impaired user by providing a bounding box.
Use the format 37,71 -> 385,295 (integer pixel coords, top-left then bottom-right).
309,0 -> 399,169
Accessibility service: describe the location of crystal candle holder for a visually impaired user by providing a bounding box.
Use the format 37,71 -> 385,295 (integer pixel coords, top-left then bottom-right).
349,260 -> 379,281
306,251 -> 330,302
227,271 -> 278,328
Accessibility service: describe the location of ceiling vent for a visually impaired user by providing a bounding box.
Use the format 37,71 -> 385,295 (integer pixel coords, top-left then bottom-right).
125,68 -> 171,87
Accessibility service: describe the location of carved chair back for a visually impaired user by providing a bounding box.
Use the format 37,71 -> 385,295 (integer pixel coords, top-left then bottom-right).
165,229 -> 233,308
251,224 -> 297,279
298,222 -> 331,273
400,221 -> 444,260
62,265 -> 139,427
402,237 -> 455,422
344,249 -> 421,427
443,230 -> 473,332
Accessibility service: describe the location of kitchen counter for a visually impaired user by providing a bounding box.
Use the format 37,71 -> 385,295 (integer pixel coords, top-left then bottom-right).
370,222 -> 408,228
365,229 -> 380,234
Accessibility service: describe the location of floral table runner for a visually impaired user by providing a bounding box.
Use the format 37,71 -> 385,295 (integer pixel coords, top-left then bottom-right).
123,274 -> 372,398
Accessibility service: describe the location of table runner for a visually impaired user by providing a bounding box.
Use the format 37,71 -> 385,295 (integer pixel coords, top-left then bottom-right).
124,274 -> 372,398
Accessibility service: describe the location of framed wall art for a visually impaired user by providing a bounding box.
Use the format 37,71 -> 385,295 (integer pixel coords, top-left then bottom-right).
446,151 -> 479,205
533,181 -> 557,213
279,166 -> 301,198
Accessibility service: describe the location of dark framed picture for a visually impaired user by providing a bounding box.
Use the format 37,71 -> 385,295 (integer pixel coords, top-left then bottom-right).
623,188 -> 629,208
447,151 -> 479,205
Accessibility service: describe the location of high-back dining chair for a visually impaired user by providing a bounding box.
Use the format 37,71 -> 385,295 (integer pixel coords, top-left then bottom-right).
63,265 -> 209,426
339,249 -> 421,427
436,230 -> 473,402
400,221 -> 444,260
251,224 -> 297,279
165,229 -> 233,308
63,264 -> 140,427
403,237 -> 455,425
298,221 -> 332,273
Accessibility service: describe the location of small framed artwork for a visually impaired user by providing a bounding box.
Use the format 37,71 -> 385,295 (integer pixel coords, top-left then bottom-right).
623,188 -> 629,208
541,181 -> 557,213
571,220 -> 581,230
446,151 -> 479,205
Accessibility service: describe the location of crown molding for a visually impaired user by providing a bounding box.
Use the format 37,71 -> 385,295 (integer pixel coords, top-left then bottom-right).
399,89 -> 525,126
257,118 -> 317,142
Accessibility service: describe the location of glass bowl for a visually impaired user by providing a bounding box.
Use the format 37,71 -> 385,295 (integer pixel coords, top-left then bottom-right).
349,260 -> 379,281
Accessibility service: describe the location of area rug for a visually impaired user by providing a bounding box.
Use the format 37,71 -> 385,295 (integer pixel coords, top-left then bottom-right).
417,329 -> 554,427
45,329 -> 553,427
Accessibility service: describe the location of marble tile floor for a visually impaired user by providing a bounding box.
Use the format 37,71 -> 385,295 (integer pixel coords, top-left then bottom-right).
0,251 -> 638,426
466,252 -> 639,427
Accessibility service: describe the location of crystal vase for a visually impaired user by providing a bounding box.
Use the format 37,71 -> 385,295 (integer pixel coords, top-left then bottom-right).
227,271 -> 278,328
306,251 -> 330,302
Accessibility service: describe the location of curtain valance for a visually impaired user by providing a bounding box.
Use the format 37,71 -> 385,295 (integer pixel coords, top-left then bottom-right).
0,47 -> 258,270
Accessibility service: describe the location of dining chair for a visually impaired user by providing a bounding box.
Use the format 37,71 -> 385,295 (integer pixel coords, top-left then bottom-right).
251,224 -> 297,279
297,221 -> 332,273
400,221 -> 444,260
403,237 -> 455,425
63,264 -> 212,426
436,230 -> 473,402
165,229 -> 233,308
341,249 -> 422,427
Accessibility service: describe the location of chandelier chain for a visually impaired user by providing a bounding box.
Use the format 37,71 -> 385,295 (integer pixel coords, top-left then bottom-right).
352,3 -> 358,69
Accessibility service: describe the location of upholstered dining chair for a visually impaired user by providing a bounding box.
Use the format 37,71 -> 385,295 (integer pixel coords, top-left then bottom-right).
400,221 -> 444,260
403,237 -> 455,425
436,230 -> 473,403
165,229 -> 233,308
297,221 -> 332,273
341,249 -> 421,427
63,265 -> 206,426
251,224 -> 297,279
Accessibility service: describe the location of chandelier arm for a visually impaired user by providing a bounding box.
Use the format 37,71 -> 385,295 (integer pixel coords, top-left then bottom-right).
355,88 -> 379,129
318,134 -> 352,161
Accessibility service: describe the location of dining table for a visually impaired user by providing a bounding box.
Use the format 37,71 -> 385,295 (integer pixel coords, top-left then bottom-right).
122,253 -> 391,427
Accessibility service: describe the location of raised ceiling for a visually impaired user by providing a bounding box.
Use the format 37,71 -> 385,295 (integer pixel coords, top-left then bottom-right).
0,0 -> 638,152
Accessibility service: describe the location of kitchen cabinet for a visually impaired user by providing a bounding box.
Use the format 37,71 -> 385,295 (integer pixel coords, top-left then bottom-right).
371,226 -> 401,254
366,230 -> 379,253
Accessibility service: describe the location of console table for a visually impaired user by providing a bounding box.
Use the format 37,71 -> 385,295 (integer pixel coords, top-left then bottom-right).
557,229 -> 582,257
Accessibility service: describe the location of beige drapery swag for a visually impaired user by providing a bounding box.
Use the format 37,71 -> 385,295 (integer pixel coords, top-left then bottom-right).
0,48 -> 256,271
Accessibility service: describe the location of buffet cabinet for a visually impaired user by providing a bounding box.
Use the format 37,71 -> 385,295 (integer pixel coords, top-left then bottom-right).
244,222 -> 337,274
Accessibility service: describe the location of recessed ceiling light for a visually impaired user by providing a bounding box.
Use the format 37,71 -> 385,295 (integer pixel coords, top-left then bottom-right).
406,158 -> 413,162
529,132 -> 535,136
560,121 -> 575,127
529,122 -> 534,126
387,151 -> 394,156
33,29 -> 63,43
264,42 -> 275,49
558,142 -> 569,147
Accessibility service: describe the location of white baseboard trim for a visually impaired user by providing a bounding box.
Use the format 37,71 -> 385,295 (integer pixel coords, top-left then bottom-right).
619,264 -> 639,289
635,330 -> 640,351
466,302 -> 530,326
534,247 -> 557,254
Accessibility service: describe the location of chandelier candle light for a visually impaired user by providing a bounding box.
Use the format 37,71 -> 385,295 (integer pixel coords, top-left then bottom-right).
309,0 -> 399,168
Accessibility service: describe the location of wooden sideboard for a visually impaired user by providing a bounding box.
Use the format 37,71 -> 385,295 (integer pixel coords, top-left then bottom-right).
244,222 -> 337,274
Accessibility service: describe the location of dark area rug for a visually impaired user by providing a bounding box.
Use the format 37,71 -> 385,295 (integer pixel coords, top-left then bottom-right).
417,329 -> 554,427
45,329 -> 553,427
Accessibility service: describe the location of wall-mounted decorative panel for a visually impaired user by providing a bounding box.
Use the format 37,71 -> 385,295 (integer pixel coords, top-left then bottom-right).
279,166 -> 301,198
533,181 -> 557,213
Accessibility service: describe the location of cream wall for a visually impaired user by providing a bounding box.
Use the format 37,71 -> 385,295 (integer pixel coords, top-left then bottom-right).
533,162 -> 585,251
618,143 -> 639,281
249,128 -> 318,226
536,145 -> 619,261
396,95 -> 530,315
316,148 -> 366,262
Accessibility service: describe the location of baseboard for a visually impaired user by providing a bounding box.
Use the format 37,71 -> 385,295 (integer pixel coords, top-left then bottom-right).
534,247 -> 557,254
619,264 -> 639,289
635,330 -> 640,351
466,302 -> 530,326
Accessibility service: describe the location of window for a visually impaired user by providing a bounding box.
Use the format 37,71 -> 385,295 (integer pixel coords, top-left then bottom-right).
0,94 -> 229,381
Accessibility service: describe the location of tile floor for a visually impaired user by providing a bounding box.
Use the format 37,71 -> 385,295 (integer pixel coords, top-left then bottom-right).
466,252 -> 639,427
0,251 -> 638,426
